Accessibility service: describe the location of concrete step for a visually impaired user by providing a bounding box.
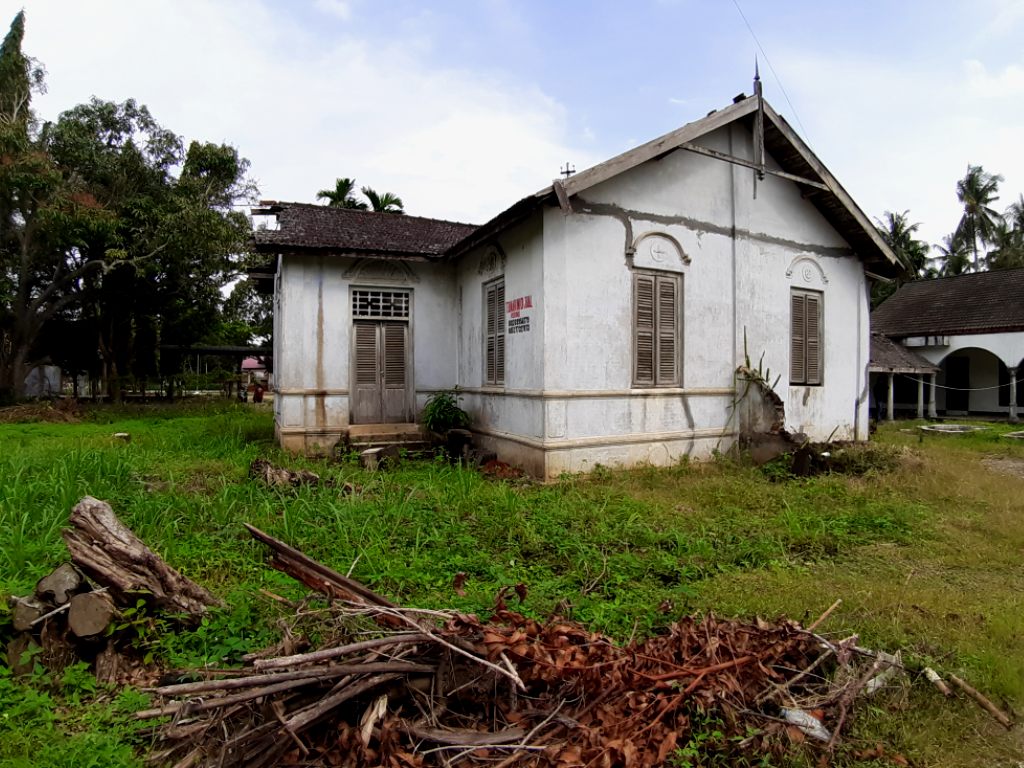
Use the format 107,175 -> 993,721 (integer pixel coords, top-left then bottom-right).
348,423 -> 425,443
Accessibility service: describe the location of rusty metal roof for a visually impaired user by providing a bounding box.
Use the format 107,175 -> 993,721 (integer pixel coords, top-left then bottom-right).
872,268 -> 1024,337
868,334 -> 938,373
252,202 -> 478,259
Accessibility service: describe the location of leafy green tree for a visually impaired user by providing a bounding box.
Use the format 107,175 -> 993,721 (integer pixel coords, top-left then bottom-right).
44,99 -> 254,400
316,177 -> 368,209
361,186 -> 404,213
0,12 -> 110,401
955,165 -> 1003,270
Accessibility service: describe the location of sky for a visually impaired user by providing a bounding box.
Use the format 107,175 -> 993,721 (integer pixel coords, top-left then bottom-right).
6,0 -> 1024,249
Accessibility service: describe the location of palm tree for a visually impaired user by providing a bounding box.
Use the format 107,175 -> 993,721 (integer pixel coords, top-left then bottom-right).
987,219 -> 1024,271
955,165 -> 1003,270
875,210 -> 930,277
1006,194 -> 1024,232
361,186 -> 404,214
316,177 -> 368,209
935,233 -> 972,277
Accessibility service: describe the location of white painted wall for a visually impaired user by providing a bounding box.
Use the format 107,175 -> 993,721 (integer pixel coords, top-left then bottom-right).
275,123 -> 876,470
910,332 -> 1024,413
274,254 -> 457,451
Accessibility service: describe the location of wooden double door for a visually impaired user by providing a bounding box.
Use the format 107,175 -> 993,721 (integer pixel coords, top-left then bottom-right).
351,320 -> 411,424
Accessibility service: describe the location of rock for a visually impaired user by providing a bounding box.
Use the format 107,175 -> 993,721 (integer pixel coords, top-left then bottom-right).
360,445 -> 401,471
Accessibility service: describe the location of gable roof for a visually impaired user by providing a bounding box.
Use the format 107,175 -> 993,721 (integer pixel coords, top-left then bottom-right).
872,268 -> 1024,337
868,334 -> 938,374
448,95 -> 898,274
252,202 -> 477,260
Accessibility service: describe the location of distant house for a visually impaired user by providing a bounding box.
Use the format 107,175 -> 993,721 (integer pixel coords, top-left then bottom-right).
252,92 -> 898,477
872,268 -> 1024,420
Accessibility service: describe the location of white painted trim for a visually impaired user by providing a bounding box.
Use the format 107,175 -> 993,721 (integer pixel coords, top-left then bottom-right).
449,387 -> 734,399
276,388 -> 350,396
473,425 -> 735,451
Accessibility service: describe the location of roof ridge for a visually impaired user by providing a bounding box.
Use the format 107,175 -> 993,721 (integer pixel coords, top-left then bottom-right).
259,200 -> 479,229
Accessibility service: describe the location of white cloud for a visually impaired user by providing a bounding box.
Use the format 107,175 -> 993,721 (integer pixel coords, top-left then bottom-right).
768,50 -> 1024,249
12,0 -> 599,224
313,0 -> 352,21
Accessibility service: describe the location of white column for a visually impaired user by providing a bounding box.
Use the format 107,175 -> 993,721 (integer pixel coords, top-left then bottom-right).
928,373 -> 938,418
1010,366 -> 1019,423
916,375 -> 924,419
887,373 -> 895,422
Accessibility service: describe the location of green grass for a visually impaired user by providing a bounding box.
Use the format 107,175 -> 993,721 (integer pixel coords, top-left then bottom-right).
1,405 -> 1022,766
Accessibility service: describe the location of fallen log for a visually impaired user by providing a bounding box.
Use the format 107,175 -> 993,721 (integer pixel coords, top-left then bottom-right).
63,496 -> 222,617
9,596 -> 46,632
68,591 -> 118,638
35,563 -> 85,605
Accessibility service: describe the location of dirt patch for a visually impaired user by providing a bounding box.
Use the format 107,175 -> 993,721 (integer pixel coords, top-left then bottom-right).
981,456 -> 1024,480
0,400 -> 80,424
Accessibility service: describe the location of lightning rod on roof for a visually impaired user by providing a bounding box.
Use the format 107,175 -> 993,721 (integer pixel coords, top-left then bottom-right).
560,162 -> 576,179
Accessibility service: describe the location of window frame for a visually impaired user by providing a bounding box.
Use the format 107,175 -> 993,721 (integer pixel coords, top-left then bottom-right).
483,277 -> 505,386
631,270 -> 683,388
790,288 -> 823,386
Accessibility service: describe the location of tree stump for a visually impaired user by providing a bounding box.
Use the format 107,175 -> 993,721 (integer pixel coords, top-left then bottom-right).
63,496 -> 222,618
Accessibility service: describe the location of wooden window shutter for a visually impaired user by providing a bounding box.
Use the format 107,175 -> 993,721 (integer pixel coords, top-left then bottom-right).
382,323 -> 406,388
494,280 -> 506,385
790,292 -> 806,384
354,323 -> 378,385
804,293 -> 821,385
484,279 -> 505,386
633,274 -> 655,386
655,276 -> 679,386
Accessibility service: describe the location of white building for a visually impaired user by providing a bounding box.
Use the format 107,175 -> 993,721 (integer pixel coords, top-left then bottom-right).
872,269 -> 1024,420
252,93 -> 898,478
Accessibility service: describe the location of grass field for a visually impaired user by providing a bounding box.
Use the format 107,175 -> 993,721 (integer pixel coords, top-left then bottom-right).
0,403 -> 1022,767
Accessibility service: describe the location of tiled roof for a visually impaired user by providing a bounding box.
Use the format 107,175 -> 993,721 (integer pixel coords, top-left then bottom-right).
872,269 -> 1024,336
252,202 -> 478,258
868,334 -> 938,373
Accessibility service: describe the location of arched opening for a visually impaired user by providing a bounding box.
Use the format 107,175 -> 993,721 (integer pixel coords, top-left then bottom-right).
936,347 -> 1010,416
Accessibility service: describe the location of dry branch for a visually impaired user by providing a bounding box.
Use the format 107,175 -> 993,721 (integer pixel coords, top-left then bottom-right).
949,674 -> 1013,729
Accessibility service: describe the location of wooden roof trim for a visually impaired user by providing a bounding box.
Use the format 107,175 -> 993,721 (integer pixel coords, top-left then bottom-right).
761,103 -> 897,267
558,98 -> 760,198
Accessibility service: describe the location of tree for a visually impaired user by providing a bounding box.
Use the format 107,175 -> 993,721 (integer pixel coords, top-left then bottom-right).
44,99 -> 254,400
955,165 -> 1003,270
316,177 -> 368,209
0,12 -> 110,401
870,210 -> 931,307
987,219 -> 1024,271
361,186 -> 404,213
875,210 -> 930,276
935,233 -> 972,277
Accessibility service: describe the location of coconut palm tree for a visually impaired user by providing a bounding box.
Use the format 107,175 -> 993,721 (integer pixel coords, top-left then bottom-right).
361,186 -> 404,214
987,219 -> 1024,271
935,233 -> 972,277
875,210 -> 930,277
316,177 -> 368,209
955,165 -> 1004,270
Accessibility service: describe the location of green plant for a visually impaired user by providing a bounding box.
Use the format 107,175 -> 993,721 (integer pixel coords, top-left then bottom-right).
420,388 -> 470,433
